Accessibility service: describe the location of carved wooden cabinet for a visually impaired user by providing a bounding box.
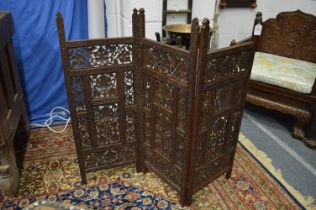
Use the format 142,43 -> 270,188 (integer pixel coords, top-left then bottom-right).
0,11 -> 29,196
57,9 -> 254,206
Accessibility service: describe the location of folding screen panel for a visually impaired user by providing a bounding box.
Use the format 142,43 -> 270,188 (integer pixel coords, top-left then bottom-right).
57,9 -> 255,206
136,19 -> 200,205
192,25 -> 255,193
57,13 -> 138,184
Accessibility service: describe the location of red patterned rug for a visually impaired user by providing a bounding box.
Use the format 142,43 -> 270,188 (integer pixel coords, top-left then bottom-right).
0,126 -> 302,209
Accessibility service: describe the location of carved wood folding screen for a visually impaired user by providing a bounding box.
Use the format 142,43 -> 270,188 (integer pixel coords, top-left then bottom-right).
57,9 -> 254,206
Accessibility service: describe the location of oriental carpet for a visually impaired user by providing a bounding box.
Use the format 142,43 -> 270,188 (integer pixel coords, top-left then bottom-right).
0,126 -> 303,209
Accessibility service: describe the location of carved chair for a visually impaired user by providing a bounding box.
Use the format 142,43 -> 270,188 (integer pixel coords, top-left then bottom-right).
247,10 -> 316,148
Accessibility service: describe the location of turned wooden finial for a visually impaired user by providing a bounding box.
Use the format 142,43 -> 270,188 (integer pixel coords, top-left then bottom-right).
230,39 -> 237,46
191,17 -> 199,26
202,18 -> 210,27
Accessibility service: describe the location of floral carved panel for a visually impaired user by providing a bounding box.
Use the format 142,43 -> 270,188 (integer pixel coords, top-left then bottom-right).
205,51 -> 252,84
193,43 -> 253,190
71,76 -> 86,112
143,46 -> 189,83
124,71 -> 135,105
259,11 -> 316,63
84,145 -> 136,170
90,73 -> 117,99
154,112 -> 173,160
68,44 -> 133,69
154,79 -> 175,111
126,111 -> 137,143
77,118 -> 90,149
94,104 -> 120,146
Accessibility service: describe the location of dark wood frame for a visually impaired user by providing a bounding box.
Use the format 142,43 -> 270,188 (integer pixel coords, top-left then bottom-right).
57,9 -> 255,206
220,0 -> 257,9
247,11 -> 316,148
0,11 -> 29,196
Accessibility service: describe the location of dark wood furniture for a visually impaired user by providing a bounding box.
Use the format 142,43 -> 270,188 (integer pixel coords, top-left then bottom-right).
220,0 -> 257,8
0,11 -> 29,196
57,9 -> 254,206
247,11 -> 316,148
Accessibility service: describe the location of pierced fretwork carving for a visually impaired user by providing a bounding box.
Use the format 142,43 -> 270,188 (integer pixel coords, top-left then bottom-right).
144,111 -> 151,144
57,11 -> 254,207
77,118 -> 90,149
215,84 -> 233,113
124,71 -> 135,105
155,112 -> 173,159
143,44 -> 190,83
126,111 -> 136,142
144,149 -> 182,186
90,73 -> 117,99
206,114 -> 229,159
141,39 -> 191,194
205,51 -> 252,84
155,79 -> 175,111
177,88 -> 188,132
84,145 -> 136,170
57,12 -> 138,185
71,76 -> 86,112
94,104 -> 120,146
194,41 -> 254,190
68,44 -> 133,69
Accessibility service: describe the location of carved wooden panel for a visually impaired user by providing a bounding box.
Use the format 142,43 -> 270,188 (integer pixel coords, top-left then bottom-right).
141,39 -> 192,190
68,44 -> 133,69
194,42 -> 254,190
57,11 -> 255,206
258,10 -> 316,63
57,13 -> 138,184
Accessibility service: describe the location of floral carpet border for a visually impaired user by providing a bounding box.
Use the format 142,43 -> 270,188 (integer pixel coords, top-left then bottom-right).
238,133 -> 316,210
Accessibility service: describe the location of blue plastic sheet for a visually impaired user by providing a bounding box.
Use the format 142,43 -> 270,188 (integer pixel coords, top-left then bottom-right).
0,0 -> 88,123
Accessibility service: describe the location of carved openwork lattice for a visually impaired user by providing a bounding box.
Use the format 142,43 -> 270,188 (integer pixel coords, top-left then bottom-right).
193,42 -> 254,190
140,39 -> 192,193
68,44 -> 133,69
57,10 -> 254,206
124,71 -> 135,105
57,13 -> 137,184
143,41 -> 190,83
71,76 -> 86,112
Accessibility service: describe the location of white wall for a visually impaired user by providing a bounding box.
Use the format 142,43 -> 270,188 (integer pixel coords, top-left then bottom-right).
106,0 -> 121,37
106,0 -> 216,39
88,0 -> 106,38
217,0 -> 316,48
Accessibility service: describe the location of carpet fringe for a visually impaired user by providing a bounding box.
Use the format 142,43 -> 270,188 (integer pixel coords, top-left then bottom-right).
238,133 -> 316,210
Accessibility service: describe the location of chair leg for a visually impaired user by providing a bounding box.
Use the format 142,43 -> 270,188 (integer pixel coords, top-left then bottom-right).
303,105 -> 316,149
292,116 -> 309,140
